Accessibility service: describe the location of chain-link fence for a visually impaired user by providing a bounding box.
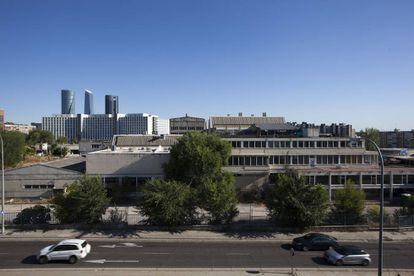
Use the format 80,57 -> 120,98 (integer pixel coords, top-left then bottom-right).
2,208 -> 414,228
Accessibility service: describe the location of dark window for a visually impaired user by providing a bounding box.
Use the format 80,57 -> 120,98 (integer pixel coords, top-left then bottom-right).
268,141 -> 274,148
255,141 -> 262,148
299,141 -> 304,148
249,141 -> 254,148
243,141 -> 249,148
292,141 -> 298,148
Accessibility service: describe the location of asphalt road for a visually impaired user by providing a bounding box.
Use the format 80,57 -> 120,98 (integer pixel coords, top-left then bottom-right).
0,240 -> 413,269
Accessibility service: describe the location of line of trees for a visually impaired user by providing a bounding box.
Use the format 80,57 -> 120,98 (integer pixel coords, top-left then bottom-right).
1,128 -> 68,168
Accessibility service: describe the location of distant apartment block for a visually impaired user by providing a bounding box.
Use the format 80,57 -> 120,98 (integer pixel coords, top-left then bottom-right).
170,114 -> 205,134
380,130 -> 414,148
154,118 -> 170,135
210,113 -> 285,133
4,123 -> 36,134
42,113 -> 165,142
42,114 -> 79,143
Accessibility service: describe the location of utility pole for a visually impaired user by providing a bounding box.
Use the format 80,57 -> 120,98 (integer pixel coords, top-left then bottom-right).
1,134 -> 5,235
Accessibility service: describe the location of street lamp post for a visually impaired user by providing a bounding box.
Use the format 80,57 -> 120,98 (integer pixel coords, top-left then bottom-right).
366,138 -> 384,276
0,134 -> 4,235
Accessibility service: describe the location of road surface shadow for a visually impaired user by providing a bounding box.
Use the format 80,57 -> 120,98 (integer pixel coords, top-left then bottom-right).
222,230 -> 277,239
312,256 -> 330,266
21,255 -> 39,265
281,243 -> 293,251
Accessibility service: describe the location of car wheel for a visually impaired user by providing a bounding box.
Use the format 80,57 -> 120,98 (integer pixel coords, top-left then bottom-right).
362,259 -> 370,266
68,256 -> 77,264
335,259 -> 344,266
302,246 -> 309,251
38,256 -> 48,264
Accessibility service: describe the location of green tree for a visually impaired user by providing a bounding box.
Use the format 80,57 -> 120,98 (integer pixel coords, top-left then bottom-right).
359,128 -> 380,151
197,172 -> 238,223
56,136 -> 67,144
1,130 -> 26,167
26,129 -> 54,145
51,144 -> 69,157
265,169 -> 330,228
164,132 -> 232,186
161,132 -> 237,223
366,205 -> 389,224
333,180 -> 366,219
137,179 -> 195,226
52,176 -> 110,224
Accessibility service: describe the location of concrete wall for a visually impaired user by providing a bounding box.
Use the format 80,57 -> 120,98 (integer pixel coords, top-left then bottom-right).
86,152 -> 170,177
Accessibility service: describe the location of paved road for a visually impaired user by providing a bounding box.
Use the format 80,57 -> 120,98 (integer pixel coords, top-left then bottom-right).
0,240 -> 413,269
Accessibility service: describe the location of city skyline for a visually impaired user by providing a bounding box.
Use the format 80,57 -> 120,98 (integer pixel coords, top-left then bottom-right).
1,0 -> 414,130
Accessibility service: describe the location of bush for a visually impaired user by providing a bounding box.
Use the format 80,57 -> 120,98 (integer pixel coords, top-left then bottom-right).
366,205 -> 389,225
52,176 -> 110,224
107,206 -> 126,224
265,169 -> 330,228
13,205 -> 51,224
333,180 -> 365,222
137,179 -> 196,226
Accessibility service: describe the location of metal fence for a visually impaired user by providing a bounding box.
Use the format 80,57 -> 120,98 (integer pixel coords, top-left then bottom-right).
3,208 -> 414,228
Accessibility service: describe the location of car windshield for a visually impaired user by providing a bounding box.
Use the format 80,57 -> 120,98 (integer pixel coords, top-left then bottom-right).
81,241 -> 88,248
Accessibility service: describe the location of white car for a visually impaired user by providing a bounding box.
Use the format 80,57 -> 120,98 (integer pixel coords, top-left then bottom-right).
324,245 -> 371,266
37,239 -> 91,264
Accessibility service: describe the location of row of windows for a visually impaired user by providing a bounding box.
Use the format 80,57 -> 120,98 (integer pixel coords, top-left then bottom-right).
23,185 -> 54,189
170,126 -> 204,130
228,155 -> 376,166
230,140 -> 363,149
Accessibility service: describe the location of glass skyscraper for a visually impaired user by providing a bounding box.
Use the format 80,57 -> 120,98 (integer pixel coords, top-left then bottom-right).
61,89 -> 75,114
84,90 -> 94,114
105,95 -> 119,115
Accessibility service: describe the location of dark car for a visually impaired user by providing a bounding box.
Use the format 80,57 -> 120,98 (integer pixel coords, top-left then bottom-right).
292,233 -> 338,251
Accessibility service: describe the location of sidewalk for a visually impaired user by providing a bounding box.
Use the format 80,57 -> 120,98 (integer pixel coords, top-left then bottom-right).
2,228 -> 414,242
0,268 -> 413,276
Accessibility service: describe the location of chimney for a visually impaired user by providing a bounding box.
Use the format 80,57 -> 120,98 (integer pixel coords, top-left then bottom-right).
238,112 -> 242,117
262,112 -> 267,117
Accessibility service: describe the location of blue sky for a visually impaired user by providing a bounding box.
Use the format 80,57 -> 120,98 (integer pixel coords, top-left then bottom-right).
0,0 -> 413,130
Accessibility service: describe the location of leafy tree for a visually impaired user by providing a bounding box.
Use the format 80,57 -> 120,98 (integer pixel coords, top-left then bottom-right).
394,195 -> 414,216
51,144 -> 69,157
137,179 -> 195,226
56,136 -> 67,144
197,172 -> 238,223
333,180 -> 365,220
265,169 -> 330,228
0,130 -> 26,167
160,132 -> 238,224
52,176 -> 110,224
366,205 -> 389,224
359,128 -> 380,151
164,132 -> 232,186
26,129 -> 54,145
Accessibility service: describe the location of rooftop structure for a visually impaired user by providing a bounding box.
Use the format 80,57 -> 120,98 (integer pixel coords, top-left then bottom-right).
170,114 -> 206,134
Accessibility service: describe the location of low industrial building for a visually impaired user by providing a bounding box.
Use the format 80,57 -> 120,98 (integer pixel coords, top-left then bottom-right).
170,114 -> 206,134
4,157 -> 85,199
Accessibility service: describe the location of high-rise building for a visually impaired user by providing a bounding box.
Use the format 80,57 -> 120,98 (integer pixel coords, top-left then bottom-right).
61,90 -> 75,114
81,114 -> 114,140
105,95 -> 119,115
117,113 -> 154,135
42,114 -> 79,143
0,109 -> 4,130
84,90 -> 94,115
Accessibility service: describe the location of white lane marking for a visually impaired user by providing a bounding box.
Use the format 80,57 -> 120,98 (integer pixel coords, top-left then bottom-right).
84,259 -> 140,264
99,243 -> 143,249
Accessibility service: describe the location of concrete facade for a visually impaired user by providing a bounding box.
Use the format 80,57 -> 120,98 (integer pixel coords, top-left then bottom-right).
170,115 -> 206,134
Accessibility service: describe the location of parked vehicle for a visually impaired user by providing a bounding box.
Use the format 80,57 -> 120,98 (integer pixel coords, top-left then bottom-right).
13,205 -> 51,224
37,239 -> 91,264
292,233 -> 338,251
324,245 -> 371,266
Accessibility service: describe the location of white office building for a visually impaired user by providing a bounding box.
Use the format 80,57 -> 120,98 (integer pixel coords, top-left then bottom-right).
42,114 -> 79,143
154,118 -> 170,135
81,114 -> 115,140
118,113 -> 155,135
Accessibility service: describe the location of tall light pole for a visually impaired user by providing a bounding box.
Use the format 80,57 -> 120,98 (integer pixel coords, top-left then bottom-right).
366,138 -> 384,276
0,133 -> 4,235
